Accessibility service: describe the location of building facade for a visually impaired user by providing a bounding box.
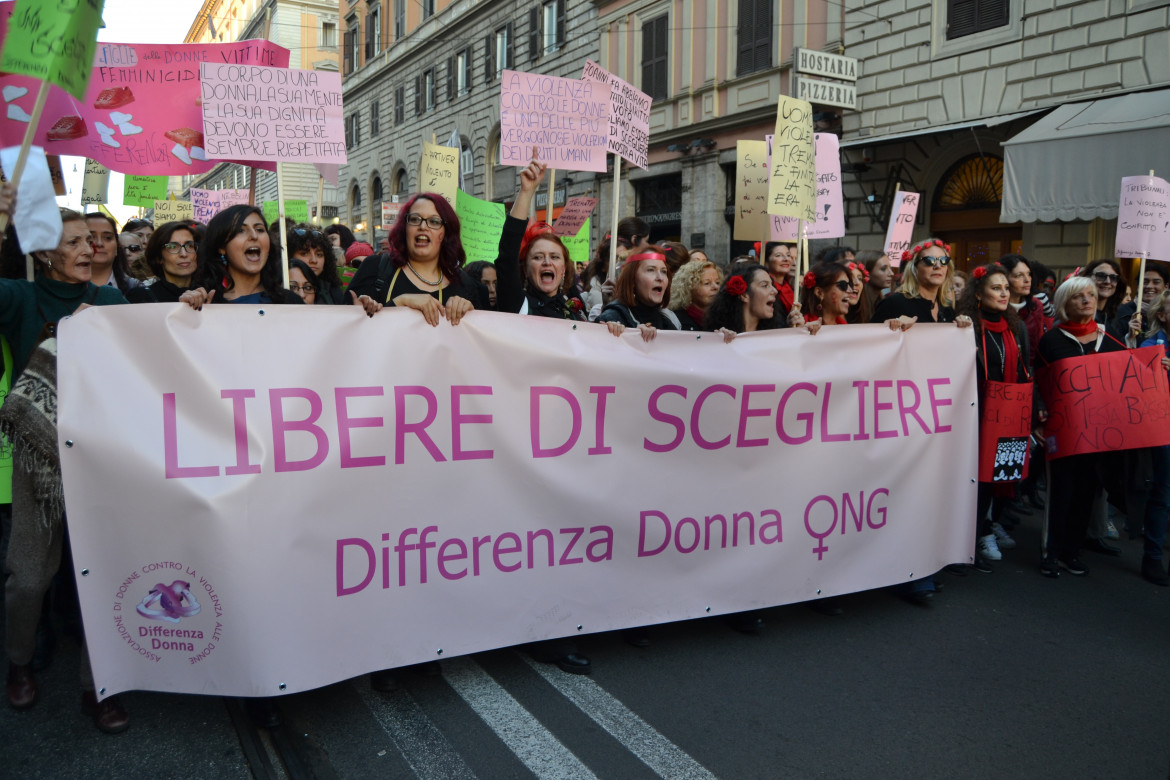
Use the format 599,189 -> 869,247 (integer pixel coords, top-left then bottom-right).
182,0 -> 341,219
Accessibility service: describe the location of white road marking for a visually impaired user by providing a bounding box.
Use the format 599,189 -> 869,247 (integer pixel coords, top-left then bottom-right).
443,656 -> 600,780
354,679 -> 477,780
521,654 -> 717,780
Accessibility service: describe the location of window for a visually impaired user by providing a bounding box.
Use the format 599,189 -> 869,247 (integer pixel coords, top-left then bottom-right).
350,184 -> 362,225
343,16 -> 359,74
946,0 -> 1009,39
423,0 -> 435,18
486,23 -> 514,81
460,140 -> 474,192
365,5 -> 380,61
395,85 -> 405,124
448,48 -> 471,99
394,169 -> 408,196
543,0 -> 565,55
736,0 -> 772,76
370,100 -> 380,137
345,114 -> 361,148
641,15 -> 668,101
416,67 -> 436,115
321,21 -> 337,49
394,0 -> 405,38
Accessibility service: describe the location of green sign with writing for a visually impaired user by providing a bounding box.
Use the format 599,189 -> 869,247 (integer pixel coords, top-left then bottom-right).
122,175 -> 169,207
0,0 -> 106,100
455,189 -> 506,265
262,200 -> 309,225
561,217 -> 591,269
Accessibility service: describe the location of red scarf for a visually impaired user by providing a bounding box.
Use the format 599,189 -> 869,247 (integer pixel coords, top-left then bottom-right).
685,305 -> 705,326
1058,320 -> 1098,337
982,317 -> 1020,383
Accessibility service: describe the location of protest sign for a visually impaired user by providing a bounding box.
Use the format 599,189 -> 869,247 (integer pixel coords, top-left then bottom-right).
581,60 -> 650,169
884,191 -> 920,267
81,159 -> 109,205
1115,175 -> 1170,261
0,0 -> 104,100
763,133 -> 802,242
420,141 -> 458,205
189,188 -> 249,222
45,154 -> 65,196
0,6 -> 290,177
802,134 -> 845,240
499,70 -> 611,173
152,199 -> 194,227
766,97 -> 816,223
551,196 -> 597,237
455,188 -> 506,265
0,145 -> 60,251
123,175 -> 168,207
262,199 -> 309,224
1039,346 -> 1170,459
59,308 -> 977,700
200,64 -> 345,165
978,381 -> 1032,482
735,141 -> 770,241
561,217 -> 591,267
382,197 -> 399,230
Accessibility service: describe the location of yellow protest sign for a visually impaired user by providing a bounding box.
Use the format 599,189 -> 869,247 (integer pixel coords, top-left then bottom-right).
153,199 -> 194,226
734,141 -> 770,241
766,97 -> 817,223
81,159 -> 109,205
420,142 -> 459,205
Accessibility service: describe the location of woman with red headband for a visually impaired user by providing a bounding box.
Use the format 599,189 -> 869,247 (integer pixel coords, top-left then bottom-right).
955,264 -> 1035,570
800,262 -> 854,327
872,239 -> 972,329
596,248 -> 677,341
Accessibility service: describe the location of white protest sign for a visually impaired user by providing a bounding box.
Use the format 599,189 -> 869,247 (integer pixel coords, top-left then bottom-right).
1115,175 -> 1170,261
884,191 -> 920,267
581,60 -> 650,169
0,145 -> 61,252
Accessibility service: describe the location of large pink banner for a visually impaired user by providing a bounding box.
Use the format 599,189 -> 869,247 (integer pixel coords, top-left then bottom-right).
58,308 -> 977,700
499,70 -> 611,172
0,2 -> 289,175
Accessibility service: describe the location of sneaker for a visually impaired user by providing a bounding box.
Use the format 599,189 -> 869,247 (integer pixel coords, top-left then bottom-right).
972,555 -> 994,573
1058,557 -> 1089,576
978,533 -> 1002,561
990,522 -> 1017,550
1105,520 -> 1120,540
1039,558 -> 1061,578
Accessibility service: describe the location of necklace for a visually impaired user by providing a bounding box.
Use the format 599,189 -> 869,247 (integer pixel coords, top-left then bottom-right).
406,261 -> 442,286
987,331 -> 1005,377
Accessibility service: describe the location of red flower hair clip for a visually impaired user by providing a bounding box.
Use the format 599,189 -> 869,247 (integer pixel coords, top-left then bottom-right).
726,276 -> 748,296
753,241 -> 762,255
901,250 -> 914,263
972,266 -> 988,280
801,271 -> 817,289
906,239 -> 952,261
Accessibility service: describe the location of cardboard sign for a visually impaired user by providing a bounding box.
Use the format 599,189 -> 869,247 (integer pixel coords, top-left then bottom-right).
419,141 -> 458,205
734,141 -> 770,241
884,191 -> 920,267
581,60 -> 650,169
123,175 -> 168,207
0,10 -> 290,177
499,70 -> 611,173
978,381 -> 1033,482
455,188 -> 505,265
1115,175 -> 1170,261
1039,346 -> 1170,459
561,217 -> 591,268
0,0 -> 105,100
81,158 -> 109,205
262,199 -> 309,224
551,196 -> 597,237
200,64 -> 345,165
152,199 -> 193,226
766,97 -> 816,223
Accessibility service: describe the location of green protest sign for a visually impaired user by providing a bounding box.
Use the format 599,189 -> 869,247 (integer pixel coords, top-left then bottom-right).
262,200 -> 309,225
456,189 -> 506,265
123,175 -> 169,207
0,0 -> 106,100
561,217 -> 591,268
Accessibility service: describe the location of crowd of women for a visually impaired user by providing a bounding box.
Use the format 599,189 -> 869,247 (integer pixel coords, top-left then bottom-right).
1,149 -> 1167,733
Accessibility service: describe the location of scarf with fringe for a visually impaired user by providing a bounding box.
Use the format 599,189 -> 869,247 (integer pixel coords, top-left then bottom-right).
0,338 -> 62,532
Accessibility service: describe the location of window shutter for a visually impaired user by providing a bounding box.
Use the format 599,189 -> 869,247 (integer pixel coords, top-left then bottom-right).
529,8 -> 540,61
415,75 -> 422,115
736,0 -> 753,77
365,13 -> 374,61
754,0 -> 772,74
556,0 -> 566,50
464,47 -> 473,93
447,57 -> 455,100
484,35 -> 493,81
506,22 -> 514,69
948,0 -> 1007,38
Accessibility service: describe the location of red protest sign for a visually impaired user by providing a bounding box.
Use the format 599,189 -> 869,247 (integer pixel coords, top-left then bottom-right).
1039,346 -> 1170,459
978,381 -> 1032,482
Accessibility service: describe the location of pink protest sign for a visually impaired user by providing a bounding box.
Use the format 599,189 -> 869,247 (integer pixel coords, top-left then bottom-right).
884,191 -> 920,267
499,70 -> 611,173
0,4 -> 289,176
200,64 -> 345,164
551,196 -> 598,236
1115,175 -> 1170,261
581,60 -> 650,169
190,187 -> 250,223
766,133 -> 844,240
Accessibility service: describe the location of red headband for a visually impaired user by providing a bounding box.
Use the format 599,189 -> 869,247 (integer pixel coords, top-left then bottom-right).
626,251 -> 667,263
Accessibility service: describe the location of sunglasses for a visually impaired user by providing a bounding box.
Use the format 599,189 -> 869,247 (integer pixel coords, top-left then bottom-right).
293,228 -> 323,238
832,280 -> 856,292
124,244 -> 143,253
1092,272 -> 1119,284
917,255 -> 951,268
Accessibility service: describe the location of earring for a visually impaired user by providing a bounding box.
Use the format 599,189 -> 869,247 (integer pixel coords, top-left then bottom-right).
219,253 -> 227,264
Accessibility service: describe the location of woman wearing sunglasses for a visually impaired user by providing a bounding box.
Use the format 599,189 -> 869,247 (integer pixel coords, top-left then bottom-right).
872,239 -> 971,329
286,225 -> 345,304
345,194 -> 484,325
125,222 -> 202,303
800,261 -> 854,326
1078,259 -> 1126,326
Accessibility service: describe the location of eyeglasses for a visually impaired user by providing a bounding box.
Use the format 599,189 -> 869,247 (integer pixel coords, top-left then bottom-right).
289,282 -> 315,294
163,241 -> 198,255
406,214 -> 445,229
917,255 -> 951,268
832,280 -> 856,292
293,228 -> 323,238
1092,272 -> 1119,284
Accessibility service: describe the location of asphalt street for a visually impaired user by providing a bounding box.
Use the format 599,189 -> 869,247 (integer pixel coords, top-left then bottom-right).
3,507 -> 1169,779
